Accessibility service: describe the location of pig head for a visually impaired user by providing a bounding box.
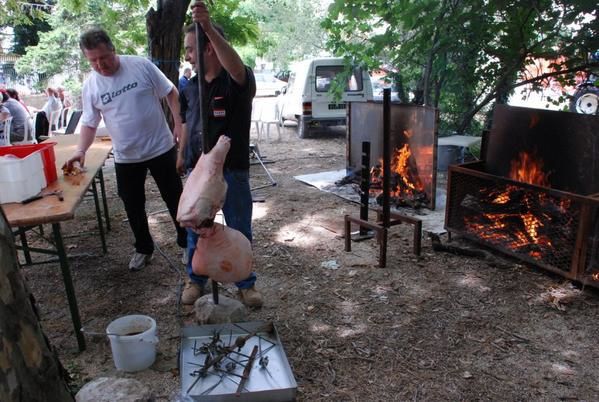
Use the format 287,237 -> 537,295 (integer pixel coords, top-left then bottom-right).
177,135 -> 230,232
192,223 -> 253,283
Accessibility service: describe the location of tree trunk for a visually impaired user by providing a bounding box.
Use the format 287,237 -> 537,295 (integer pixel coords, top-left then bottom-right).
146,0 -> 192,127
0,208 -> 74,402
146,0 -> 191,86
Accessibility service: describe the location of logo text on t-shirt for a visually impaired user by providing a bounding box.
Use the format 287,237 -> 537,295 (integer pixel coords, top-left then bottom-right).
101,82 -> 138,105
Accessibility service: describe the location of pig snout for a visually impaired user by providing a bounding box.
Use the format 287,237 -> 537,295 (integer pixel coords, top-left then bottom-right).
191,223 -> 253,283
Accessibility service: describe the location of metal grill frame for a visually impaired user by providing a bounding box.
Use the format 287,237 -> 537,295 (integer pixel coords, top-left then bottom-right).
445,162 -> 599,287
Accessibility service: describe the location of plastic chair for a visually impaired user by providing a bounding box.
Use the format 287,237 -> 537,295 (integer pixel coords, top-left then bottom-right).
0,117 -> 13,145
61,107 -> 72,128
53,110 -> 82,135
259,103 -> 281,142
12,116 -> 37,145
251,100 -> 262,139
48,108 -> 63,133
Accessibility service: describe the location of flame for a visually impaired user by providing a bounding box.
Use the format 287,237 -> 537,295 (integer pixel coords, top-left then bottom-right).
369,143 -> 428,204
464,151 -> 568,261
593,272 -> 599,281
509,151 -> 550,187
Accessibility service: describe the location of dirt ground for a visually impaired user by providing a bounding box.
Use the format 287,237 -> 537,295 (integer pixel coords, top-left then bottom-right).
19,100 -> 599,401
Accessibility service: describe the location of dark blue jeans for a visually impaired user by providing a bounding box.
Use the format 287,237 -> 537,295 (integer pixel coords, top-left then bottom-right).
186,169 -> 256,289
115,147 -> 188,254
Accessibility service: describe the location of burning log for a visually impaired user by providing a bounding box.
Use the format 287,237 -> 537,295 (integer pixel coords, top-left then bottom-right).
460,184 -> 578,263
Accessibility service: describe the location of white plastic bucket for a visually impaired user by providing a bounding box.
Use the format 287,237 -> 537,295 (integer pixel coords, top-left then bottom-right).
106,315 -> 158,372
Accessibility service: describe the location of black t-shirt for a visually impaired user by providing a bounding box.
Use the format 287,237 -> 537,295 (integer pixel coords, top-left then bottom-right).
180,66 -> 256,170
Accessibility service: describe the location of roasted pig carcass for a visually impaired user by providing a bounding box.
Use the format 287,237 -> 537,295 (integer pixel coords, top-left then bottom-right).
177,135 -> 230,232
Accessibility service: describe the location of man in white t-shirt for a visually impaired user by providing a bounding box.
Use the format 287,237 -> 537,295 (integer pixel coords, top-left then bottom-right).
65,28 -> 187,271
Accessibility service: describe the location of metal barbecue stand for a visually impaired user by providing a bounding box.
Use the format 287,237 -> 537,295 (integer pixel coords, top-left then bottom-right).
344,89 -> 423,267
181,321 -> 297,400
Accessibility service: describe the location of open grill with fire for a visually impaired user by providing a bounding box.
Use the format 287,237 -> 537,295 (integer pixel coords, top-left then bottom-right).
344,91 -> 439,267
346,100 -> 438,210
445,105 -> 599,287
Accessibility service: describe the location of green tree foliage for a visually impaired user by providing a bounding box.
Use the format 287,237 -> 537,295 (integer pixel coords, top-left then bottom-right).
14,0 -> 148,88
239,0 -> 329,69
13,0 -> 259,89
323,0 -> 598,134
11,8 -> 51,55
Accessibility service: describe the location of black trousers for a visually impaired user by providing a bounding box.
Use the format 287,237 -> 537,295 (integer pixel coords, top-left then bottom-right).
114,146 -> 187,254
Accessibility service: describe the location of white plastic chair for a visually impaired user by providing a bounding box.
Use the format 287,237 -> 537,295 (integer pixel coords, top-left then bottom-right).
48,108 -> 63,133
0,117 -> 13,145
61,107 -> 72,128
259,103 -> 281,142
53,109 -> 82,135
12,117 -> 37,145
251,100 -> 262,139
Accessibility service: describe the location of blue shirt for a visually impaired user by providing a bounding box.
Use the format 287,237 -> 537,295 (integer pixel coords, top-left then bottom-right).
179,76 -> 189,91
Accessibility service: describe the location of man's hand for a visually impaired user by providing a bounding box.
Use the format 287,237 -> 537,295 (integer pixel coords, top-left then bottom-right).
172,121 -> 182,143
191,1 -> 211,31
63,150 -> 86,171
176,153 -> 186,176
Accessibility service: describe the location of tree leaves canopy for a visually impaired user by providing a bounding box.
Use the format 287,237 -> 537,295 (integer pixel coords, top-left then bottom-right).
323,0 -> 598,134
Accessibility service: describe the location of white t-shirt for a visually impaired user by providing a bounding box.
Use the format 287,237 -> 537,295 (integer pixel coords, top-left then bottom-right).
81,55 -> 175,163
42,95 -> 61,118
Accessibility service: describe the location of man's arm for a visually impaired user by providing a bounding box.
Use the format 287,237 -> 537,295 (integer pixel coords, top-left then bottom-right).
64,125 -> 97,169
165,86 -> 183,142
177,122 -> 189,175
192,1 -> 247,86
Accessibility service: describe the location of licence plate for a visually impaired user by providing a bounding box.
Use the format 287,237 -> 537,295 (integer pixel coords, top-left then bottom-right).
328,103 -> 346,110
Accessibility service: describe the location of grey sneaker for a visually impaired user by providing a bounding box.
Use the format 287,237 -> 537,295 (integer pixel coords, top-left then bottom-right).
181,248 -> 189,266
129,252 -> 152,271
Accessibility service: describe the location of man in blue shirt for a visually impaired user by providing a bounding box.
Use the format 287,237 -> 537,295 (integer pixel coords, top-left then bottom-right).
179,67 -> 192,91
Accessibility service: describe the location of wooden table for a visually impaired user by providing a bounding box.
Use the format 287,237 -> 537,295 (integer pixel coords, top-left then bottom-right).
1,135 -> 113,351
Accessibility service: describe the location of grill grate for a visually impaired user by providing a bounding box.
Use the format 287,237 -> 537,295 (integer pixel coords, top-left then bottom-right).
447,167 -> 579,273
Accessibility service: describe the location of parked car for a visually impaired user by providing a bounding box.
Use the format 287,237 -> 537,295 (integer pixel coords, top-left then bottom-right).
276,58 -> 373,138
254,72 -> 287,97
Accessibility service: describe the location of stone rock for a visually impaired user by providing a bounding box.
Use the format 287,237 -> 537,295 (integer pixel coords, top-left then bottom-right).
76,377 -> 153,402
194,294 -> 247,324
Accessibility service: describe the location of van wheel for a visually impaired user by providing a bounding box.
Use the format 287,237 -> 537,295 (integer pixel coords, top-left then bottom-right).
297,120 -> 309,139
570,86 -> 599,115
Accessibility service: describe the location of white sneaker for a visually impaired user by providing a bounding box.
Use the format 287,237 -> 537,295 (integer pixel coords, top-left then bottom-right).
181,249 -> 189,266
129,252 -> 152,271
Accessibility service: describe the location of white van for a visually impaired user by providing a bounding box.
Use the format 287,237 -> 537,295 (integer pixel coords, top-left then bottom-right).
276,58 -> 373,138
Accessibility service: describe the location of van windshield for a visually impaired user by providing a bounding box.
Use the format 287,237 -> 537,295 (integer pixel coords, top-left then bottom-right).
314,66 -> 364,92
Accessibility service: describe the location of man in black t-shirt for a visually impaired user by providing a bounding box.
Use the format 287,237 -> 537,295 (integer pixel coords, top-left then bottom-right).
178,1 -> 262,307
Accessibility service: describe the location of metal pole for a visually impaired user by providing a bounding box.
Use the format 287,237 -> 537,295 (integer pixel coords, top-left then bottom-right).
382,88 -> 391,228
195,22 -> 210,153
360,141 -> 371,235
195,21 -> 218,304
